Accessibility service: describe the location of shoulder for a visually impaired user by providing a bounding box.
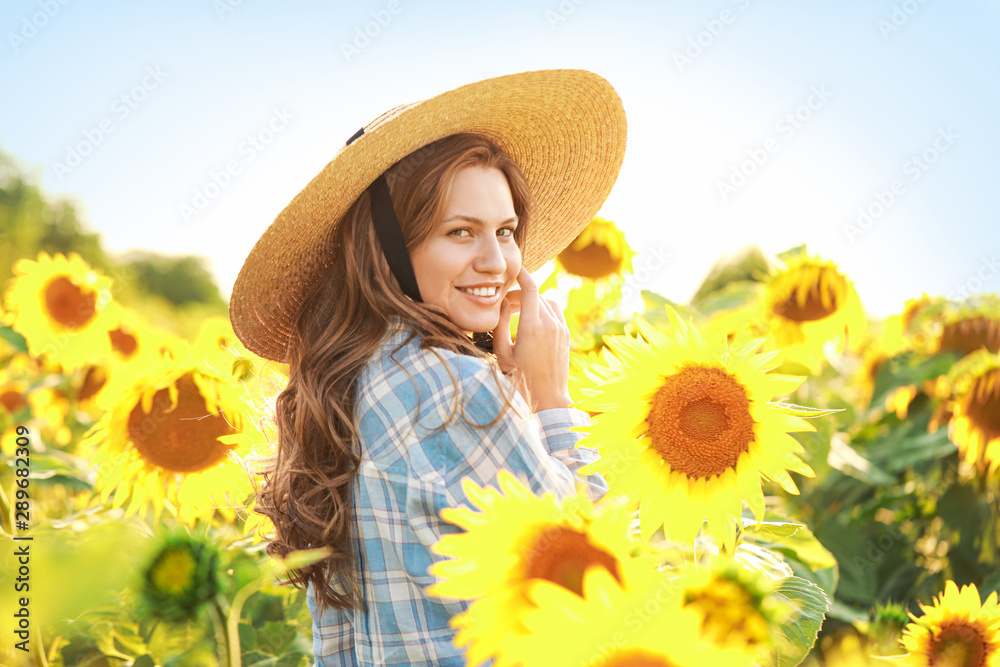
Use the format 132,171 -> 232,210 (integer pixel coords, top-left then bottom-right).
359,324 -> 517,422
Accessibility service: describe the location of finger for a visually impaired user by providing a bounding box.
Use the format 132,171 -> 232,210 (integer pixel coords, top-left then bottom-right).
504,289 -> 522,314
538,296 -> 559,322
515,266 -> 539,322
492,297 -> 514,367
541,297 -> 569,341
545,297 -> 568,326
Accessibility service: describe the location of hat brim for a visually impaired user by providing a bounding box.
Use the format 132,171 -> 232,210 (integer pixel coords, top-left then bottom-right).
230,68 -> 627,362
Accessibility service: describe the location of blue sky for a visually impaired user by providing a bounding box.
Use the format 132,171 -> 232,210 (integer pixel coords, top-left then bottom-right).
2,0 -> 998,317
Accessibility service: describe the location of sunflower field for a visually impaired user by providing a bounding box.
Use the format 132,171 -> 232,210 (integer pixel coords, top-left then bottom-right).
1,211 -> 999,666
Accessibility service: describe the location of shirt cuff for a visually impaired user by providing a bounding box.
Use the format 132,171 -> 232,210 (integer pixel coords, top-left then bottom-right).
535,408 -> 609,503
535,407 -> 591,454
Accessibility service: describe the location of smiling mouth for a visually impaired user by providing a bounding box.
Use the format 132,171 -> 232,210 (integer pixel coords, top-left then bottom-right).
457,286 -> 499,297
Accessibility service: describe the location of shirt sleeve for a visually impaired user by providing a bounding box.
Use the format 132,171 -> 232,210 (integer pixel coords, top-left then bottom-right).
410,352 -> 603,505
534,407 -> 609,503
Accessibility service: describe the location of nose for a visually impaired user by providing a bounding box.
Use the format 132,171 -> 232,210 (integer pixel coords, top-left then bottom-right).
473,235 -> 506,275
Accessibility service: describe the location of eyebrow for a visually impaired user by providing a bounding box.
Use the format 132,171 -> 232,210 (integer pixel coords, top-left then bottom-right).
442,214 -> 518,225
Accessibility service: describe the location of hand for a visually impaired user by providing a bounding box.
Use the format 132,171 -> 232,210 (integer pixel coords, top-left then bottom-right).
492,267 -> 572,412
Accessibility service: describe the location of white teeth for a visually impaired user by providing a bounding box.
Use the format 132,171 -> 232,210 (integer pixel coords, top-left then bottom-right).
459,286 -> 497,297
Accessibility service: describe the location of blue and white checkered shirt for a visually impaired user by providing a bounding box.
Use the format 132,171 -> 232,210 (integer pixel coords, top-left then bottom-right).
307,318 -> 608,666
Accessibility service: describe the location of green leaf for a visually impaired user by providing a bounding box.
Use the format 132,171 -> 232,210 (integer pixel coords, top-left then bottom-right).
981,570 -> 1000,599
243,652 -> 308,667
775,244 -> 809,264
0,324 -> 28,353
826,599 -> 870,624
870,426 -> 956,474
239,621 -> 258,652
741,518 -> 806,538
19,451 -> 95,491
131,656 -> 156,667
772,402 -> 845,418
868,351 -> 959,413
256,621 -> 296,655
734,542 -> 795,580
827,436 -> 895,486
764,576 -> 830,667
741,511 -> 839,601
693,280 -> 759,317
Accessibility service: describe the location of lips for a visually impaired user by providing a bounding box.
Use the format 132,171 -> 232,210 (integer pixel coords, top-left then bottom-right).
455,285 -> 501,305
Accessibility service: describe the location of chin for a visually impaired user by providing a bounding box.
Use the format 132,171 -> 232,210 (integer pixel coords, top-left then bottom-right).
453,312 -> 499,333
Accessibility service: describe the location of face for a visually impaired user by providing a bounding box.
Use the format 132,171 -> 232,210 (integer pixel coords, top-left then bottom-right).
409,165 -> 522,334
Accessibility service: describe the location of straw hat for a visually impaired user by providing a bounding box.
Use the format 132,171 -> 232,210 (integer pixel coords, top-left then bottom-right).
230,68 -> 627,362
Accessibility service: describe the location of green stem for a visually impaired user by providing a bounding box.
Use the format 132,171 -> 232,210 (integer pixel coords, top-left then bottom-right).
208,599 -> 229,667
226,575 -> 272,667
31,617 -> 48,667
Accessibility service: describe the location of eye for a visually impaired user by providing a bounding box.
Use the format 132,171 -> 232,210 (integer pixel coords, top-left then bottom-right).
448,228 -> 471,238
498,227 -> 516,238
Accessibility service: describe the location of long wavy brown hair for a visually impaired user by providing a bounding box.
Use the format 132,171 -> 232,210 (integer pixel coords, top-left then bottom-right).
249,133 -> 533,615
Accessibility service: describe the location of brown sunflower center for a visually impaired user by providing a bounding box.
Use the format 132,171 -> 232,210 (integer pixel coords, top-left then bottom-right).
558,242 -> 622,281
126,373 -> 236,473
775,271 -> 842,322
965,370 -> 1000,441
599,650 -> 678,667
109,328 -> 139,358
78,366 -> 108,402
522,525 -> 621,598
44,276 -> 97,329
647,365 -> 755,479
928,620 -> 988,667
685,579 -> 770,647
938,317 -> 1000,357
0,389 -> 27,414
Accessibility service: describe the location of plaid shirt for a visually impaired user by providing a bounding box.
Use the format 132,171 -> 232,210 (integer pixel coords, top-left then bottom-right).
307,319 -> 609,666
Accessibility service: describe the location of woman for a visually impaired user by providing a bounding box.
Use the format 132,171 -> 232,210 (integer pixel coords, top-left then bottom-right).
229,69 -> 627,666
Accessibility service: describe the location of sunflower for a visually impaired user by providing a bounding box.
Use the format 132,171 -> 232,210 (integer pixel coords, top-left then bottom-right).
899,580 -> 1000,666
568,348 -> 606,417
27,386 -> 73,447
855,298 -> 934,408
703,305 -> 759,350
575,307 -> 815,551
804,633 -> 881,666
75,305 -> 183,411
887,294 -> 939,354
888,298 -> 1000,419
193,316 -> 262,381
426,469 -> 640,667
0,354 -> 62,454
0,370 -> 29,418
886,385 -> 920,420
556,216 -> 636,282
503,558 -> 749,667
564,280 -> 603,335
938,315 -> 1000,357
0,366 -> 31,457
760,253 -> 865,370
139,531 -> 221,623
80,342 -> 258,525
4,251 -> 117,370
676,558 -> 790,660
939,353 -> 1000,474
